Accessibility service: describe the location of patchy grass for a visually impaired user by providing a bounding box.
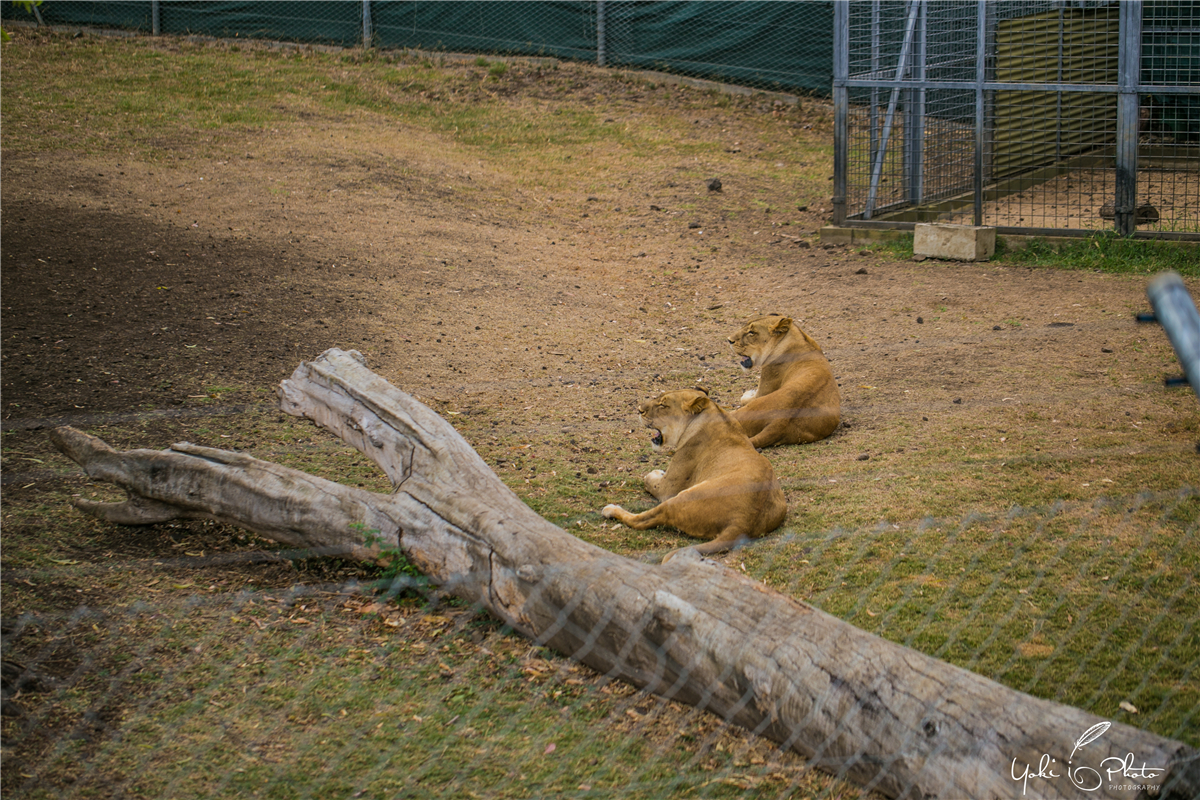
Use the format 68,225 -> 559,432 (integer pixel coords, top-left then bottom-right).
871,232 -> 1200,278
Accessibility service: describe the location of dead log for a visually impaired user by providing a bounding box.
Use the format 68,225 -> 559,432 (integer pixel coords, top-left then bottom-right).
51,348 -> 1198,800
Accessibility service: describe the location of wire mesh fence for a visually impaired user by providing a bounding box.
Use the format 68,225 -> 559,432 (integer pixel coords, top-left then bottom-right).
0,1 -> 835,95
0,462 -> 1195,800
833,0 -> 1200,239
2,475 -> 1197,798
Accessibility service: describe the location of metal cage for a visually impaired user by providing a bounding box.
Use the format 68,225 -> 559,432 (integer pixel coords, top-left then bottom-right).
832,0 -> 1200,239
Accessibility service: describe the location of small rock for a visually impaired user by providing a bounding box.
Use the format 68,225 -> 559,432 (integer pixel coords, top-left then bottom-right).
857,453 -> 870,461
688,221 -> 701,229
587,466 -> 597,474
707,178 -> 722,192
993,325 -> 1002,330
1102,347 -> 1113,353
917,317 -> 924,324
912,254 -> 929,262
855,267 -> 868,275
953,398 -> 963,404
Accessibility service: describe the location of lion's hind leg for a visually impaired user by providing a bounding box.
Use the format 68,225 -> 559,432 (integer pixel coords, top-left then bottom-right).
601,502 -> 672,531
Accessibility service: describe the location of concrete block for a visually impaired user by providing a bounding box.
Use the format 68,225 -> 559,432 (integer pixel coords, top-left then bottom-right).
913,223 -> 996,262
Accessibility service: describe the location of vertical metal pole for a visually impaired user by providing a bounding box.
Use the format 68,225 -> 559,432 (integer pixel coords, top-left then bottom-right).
362,0 -> 372,49
974,0 -> 986,227
833,0 -> 849,225
597,0 -> 606,67
870,1 -> 880,172
1055,7 -> 1064,163
151,0 -> 160,35
1115,1 -> 1142,236
903,0 -> 926,207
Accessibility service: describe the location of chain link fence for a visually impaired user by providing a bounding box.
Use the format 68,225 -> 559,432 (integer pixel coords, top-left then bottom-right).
2,477 -> 1198,798
832,0 -> 1200,239
1,1 -> 835,95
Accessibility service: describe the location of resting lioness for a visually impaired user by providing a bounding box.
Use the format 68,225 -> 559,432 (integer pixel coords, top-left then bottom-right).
727,314 -> 840,448
601,388 -> 787,562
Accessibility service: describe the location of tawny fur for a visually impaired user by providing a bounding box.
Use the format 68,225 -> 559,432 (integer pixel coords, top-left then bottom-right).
727,314 -> 841,448
601,388 -> 787,562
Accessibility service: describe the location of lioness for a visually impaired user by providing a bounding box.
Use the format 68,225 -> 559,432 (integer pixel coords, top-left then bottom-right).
727,314 -> 840,448
601,388 -> 787,561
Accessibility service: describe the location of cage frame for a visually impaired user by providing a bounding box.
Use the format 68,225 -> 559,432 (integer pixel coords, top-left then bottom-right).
832,0 -> 1199,241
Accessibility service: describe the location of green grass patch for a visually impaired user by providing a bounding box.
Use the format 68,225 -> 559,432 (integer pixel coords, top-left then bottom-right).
870,232 -> 1199,277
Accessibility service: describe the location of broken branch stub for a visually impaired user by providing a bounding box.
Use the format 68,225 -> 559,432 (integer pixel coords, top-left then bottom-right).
51,348 -> 1198,800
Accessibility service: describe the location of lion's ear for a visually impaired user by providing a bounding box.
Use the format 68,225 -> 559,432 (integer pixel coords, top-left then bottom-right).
686,394 -> 710,414
770,317 -> 793,335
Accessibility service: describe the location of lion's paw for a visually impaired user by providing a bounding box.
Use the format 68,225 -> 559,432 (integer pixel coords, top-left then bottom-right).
740,389 -> 758,403
645,469 -> 666,481
601,504 -> 622,519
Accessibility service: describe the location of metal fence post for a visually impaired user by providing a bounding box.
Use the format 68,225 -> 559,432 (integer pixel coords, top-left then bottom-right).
362,0 -> 372,49
151,1 -> 160,35
973,0 -> 987,228
903,0 -> 926,208
597,1 -> 606,67
1115,0 -> 1142,237
832,1 -> 848,225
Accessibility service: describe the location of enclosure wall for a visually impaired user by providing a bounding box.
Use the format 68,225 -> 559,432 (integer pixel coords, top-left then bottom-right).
0,0 -> 835,97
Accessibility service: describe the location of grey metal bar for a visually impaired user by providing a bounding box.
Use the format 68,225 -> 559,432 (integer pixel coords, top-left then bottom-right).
974,0 -> 986,228
841,79 -> 1156,93
903,0 -> 926,207
1115,1 -> 1142,237
1146,272 -> 1200,402
869,0 -> 879,180
864,0 -> 921,220
1055,6 -> 1064,163
151,1 -> 160,36
832,0 -> 849,225
596,0 -> 606,67
362,0 -> 372,49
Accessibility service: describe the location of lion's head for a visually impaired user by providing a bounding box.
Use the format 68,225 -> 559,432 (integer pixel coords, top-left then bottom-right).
727,315 -> 793,370
637,388 -> 712,453
727,314 -> 823,371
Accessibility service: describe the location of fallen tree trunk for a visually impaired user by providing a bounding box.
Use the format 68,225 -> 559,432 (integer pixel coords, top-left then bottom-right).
52,348 -> 1198,800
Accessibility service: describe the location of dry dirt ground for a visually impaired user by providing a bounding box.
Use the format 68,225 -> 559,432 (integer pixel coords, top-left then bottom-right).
4,113 -> 1196,436
2,38 -> 1199,799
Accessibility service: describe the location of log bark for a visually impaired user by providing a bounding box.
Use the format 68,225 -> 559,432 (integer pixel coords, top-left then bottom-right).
51,348 -> 1198,800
